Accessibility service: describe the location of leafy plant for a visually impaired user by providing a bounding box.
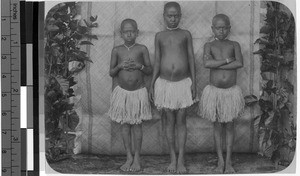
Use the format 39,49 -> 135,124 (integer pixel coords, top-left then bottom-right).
248,1 -> 295,168
44,2 -> 98,163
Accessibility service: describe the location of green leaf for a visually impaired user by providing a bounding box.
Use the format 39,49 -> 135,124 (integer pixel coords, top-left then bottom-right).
259,99 -> 273,111
68,111 -> 79,131
73,32 -> 83,40
261,64 -> 277,73
80,41 -> 94,45
46,25 -> 60,31
77,25 -> 89,34
69,61 -> 86,74
265,111 -> 275,127
54,75 -> 69,95
260,25 -> 272,34
90,15 -> 98,22
68,20 -> 78,30
244,94 -> 258,106
59,14 -> 71,22
84,34 -> 98,40
91,23 -> 98,28
267,53 -> 284,60
253,49 -> 264,55
264,143 -> 276,158
83,19 -> 91,27
266,80 -> 273,89
282,80 -> 294,94
68,52 -> 93,63
254,38 -> 272,45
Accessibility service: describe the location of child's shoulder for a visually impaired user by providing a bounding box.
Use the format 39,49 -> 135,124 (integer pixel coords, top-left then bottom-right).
135,43 -> 148,51
155,29 -> 191,38
155,31 -> 164,38
226,40 -> 241,48
205,40 -> 240,46
180,29 -> 192,34
204,41 -> 214,47
227,39 -> 239,44
112,44 -> 124,52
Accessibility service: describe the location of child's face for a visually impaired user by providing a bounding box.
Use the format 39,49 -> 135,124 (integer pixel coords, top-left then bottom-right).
164,6 -> 181,28
121,22 -> 138,43
211,18 -> 231,40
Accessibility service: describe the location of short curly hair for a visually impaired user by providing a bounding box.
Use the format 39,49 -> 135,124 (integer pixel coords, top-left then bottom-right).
212,14 -> 230,26
120,18 -> 138,30
164,2 -> 181,14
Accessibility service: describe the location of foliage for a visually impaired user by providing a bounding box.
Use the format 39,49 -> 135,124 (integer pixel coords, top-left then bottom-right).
249,1 -> 295,168
44,2 -> 98,163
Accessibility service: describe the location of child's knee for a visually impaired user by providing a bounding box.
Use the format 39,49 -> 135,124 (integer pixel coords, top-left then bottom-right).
122,124 -> 131,131
176,114 -> 186,126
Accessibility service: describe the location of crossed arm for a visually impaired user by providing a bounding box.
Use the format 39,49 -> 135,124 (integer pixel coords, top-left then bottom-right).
203,42 -> 243,70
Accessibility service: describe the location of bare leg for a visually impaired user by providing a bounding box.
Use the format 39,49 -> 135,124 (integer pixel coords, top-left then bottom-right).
120,124 -> 133,171
213,121 -> 224,174
130,124 -> 142,172
165,110 -> 177,173
224,122 -> 236,174
176,109 -> 187,174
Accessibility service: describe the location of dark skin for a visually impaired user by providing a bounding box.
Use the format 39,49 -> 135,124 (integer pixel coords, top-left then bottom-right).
150,7 -> 196,101
149,6 -> 196,174
109,23 -> 152,91
204,40 -> 243,88
109,22 -> 152,172
202,17 -> 243,174
110,44 -> 152,90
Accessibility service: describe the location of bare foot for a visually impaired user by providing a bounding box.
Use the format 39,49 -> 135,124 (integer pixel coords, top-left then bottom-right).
224,164 -> 236,174
213,161 -> 224,174
120,156 -> 133,172
166,162 -> 177,173
130,155 -> 141,172
177,162 -> 187,174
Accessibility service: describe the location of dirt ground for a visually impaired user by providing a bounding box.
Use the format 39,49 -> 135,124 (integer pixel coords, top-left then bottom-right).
48,153 -> 286,174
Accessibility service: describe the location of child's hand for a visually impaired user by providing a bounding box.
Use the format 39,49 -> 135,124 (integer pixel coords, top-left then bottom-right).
149,86 -> 154,103
118,60 -> 132,70
127,61 -> 143,70
226,57 -> 235,64
191,83 -> 196,100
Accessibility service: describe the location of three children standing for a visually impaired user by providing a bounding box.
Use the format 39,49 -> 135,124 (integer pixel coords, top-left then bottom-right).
107,1 -> 244,174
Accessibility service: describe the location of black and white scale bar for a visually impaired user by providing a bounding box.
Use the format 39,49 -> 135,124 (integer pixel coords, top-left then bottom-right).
20,1 -> 38,175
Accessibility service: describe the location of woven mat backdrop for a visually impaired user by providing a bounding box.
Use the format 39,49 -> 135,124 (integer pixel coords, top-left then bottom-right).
73,1 -> 261,155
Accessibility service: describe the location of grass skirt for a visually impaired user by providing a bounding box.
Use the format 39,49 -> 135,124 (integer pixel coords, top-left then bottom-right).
200,85 -> 244,122
107,86 -> 152,124
154,77 -> 196,110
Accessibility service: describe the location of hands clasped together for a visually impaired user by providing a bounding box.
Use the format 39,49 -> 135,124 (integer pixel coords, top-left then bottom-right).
118,58 -> 143,71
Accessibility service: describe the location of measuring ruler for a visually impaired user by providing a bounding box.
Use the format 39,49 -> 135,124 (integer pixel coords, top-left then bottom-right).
1,0 -> 21,176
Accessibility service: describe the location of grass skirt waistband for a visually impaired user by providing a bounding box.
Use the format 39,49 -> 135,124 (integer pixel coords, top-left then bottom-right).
107,86 -> 152,124
154,77 -> 196,110
199,84 -> 245,123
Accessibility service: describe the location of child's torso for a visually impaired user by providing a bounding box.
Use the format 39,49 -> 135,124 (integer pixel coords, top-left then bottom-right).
210,40 -> 237,88
117,46 -> 145,91
159,30 -> 189,81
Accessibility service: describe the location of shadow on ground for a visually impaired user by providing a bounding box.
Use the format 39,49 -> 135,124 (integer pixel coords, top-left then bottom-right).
49,153 -> 286,174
